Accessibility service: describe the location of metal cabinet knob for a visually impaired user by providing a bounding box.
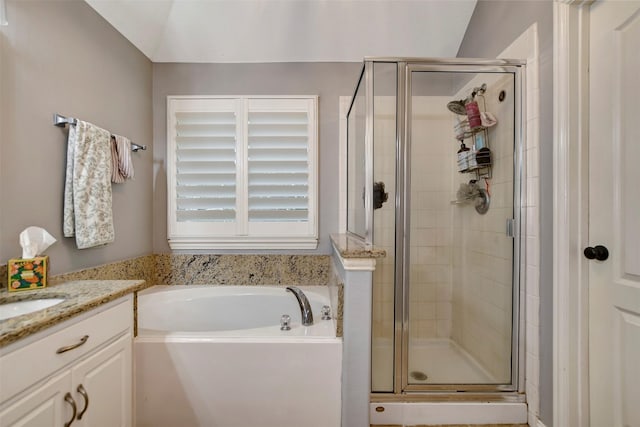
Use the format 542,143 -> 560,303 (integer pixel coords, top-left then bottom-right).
584,245 -> 609,261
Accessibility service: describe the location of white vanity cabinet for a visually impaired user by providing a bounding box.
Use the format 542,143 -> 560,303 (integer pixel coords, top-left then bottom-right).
0,371 -> 71,426
0,296 -> 133,427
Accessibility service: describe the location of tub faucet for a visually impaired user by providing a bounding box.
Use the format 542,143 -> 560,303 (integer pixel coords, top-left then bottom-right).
286,286 -> 314,326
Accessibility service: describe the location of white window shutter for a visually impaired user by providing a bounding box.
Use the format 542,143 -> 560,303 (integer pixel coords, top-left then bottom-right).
167,96 -> 317,249
175,111 -> 237,222
246,98 -> 317,239
247,99 -> 312,222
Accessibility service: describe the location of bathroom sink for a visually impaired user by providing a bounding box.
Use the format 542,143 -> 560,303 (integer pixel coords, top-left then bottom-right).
0,298 -> 65,321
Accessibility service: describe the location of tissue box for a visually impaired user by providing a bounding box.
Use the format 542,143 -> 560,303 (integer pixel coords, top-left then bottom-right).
7,256 -> 48,292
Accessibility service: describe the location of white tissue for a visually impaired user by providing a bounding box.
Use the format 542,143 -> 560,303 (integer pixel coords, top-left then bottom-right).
19,226 -> 56,258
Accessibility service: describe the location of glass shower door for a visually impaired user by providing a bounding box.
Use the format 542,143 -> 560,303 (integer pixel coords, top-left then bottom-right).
348,61 -> 398,393
347,68 -> 367,239
371,62 -> 397,392
347,59 -> 524,396
403,66 -> 519,390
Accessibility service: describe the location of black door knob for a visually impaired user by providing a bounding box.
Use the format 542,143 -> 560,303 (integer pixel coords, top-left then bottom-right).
584,245 -> 609,261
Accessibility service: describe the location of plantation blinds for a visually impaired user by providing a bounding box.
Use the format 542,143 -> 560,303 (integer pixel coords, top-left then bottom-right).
167,96 -> 318,249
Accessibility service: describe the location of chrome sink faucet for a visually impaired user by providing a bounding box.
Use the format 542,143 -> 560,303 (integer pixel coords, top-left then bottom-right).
286,286 -> 314,326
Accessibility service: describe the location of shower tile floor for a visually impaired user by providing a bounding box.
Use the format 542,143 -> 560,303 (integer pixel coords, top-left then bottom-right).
408,339 -> 494,383
373,338 -> 495,388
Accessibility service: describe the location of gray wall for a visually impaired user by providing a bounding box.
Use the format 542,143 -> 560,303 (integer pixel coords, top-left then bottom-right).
457,1 -> 554,425
152,62 -> 362,254
0,4 -> 553,419
0,0 -> 153,275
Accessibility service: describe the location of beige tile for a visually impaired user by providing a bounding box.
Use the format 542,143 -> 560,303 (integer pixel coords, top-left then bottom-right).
372,424 -> 529,427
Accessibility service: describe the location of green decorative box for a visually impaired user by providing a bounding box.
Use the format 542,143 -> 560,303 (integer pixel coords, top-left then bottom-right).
7,256 -> 48,292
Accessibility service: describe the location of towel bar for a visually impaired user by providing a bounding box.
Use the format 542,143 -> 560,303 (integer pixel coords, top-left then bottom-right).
53,113 -> 147,152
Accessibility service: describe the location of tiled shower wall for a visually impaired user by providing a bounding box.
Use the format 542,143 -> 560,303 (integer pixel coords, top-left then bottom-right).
499,24 -> 541,425
451,74 -> 515,382
371,96 -> 455,342
372,96 -> 396,341
365,85 -> 520,384
408,96 -> 455,341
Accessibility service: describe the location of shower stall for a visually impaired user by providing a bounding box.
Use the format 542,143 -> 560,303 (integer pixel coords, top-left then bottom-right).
346,58 -> 525,401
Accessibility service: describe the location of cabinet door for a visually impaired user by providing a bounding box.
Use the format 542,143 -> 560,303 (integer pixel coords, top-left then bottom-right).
72,334 -> 132,427
0,371 -> 72,427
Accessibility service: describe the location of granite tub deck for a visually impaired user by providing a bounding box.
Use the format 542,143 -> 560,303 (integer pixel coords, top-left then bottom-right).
0,280 -> 148,347
330,234 -> 386,259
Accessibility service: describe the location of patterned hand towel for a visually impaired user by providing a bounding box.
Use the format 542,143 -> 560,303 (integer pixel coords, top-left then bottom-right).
111,134 -> 134,183
63,120 -> 115,249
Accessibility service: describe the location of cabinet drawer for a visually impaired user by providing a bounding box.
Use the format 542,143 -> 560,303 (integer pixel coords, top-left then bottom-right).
0,296 -> 132,404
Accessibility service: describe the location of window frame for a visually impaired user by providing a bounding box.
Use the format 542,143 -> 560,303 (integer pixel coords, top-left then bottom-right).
167,95 -> 318,250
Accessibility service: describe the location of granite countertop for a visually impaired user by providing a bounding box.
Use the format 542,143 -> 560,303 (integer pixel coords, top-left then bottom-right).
330,233 -> 386,259
0,280 -> 149,348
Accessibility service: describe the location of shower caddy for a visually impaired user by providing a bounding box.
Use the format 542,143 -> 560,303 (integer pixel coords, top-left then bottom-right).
449,83 -> 495,214
449,83 -> 493,180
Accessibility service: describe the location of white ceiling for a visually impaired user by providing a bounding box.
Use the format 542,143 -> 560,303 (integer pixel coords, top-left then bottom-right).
85,0 -> 477,63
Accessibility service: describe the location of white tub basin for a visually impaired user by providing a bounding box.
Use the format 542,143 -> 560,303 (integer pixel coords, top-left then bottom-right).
135,285 -> 342,427
0,298 -> 65,321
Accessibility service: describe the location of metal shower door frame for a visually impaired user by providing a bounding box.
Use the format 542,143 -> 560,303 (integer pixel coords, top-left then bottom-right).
388,59 -> 526,395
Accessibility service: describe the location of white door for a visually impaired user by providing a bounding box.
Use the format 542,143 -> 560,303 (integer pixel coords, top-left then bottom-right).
588,1 -> 640,426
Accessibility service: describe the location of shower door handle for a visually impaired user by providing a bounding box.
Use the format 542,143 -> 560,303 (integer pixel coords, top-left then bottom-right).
506,219 -> 515,238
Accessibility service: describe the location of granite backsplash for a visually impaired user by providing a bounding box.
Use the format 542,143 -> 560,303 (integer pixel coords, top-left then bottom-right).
155,254 -> 330,286
1,254 -> 330,292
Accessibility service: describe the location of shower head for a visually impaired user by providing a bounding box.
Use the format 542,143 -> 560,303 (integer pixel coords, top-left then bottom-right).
447,100 -> 466,115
